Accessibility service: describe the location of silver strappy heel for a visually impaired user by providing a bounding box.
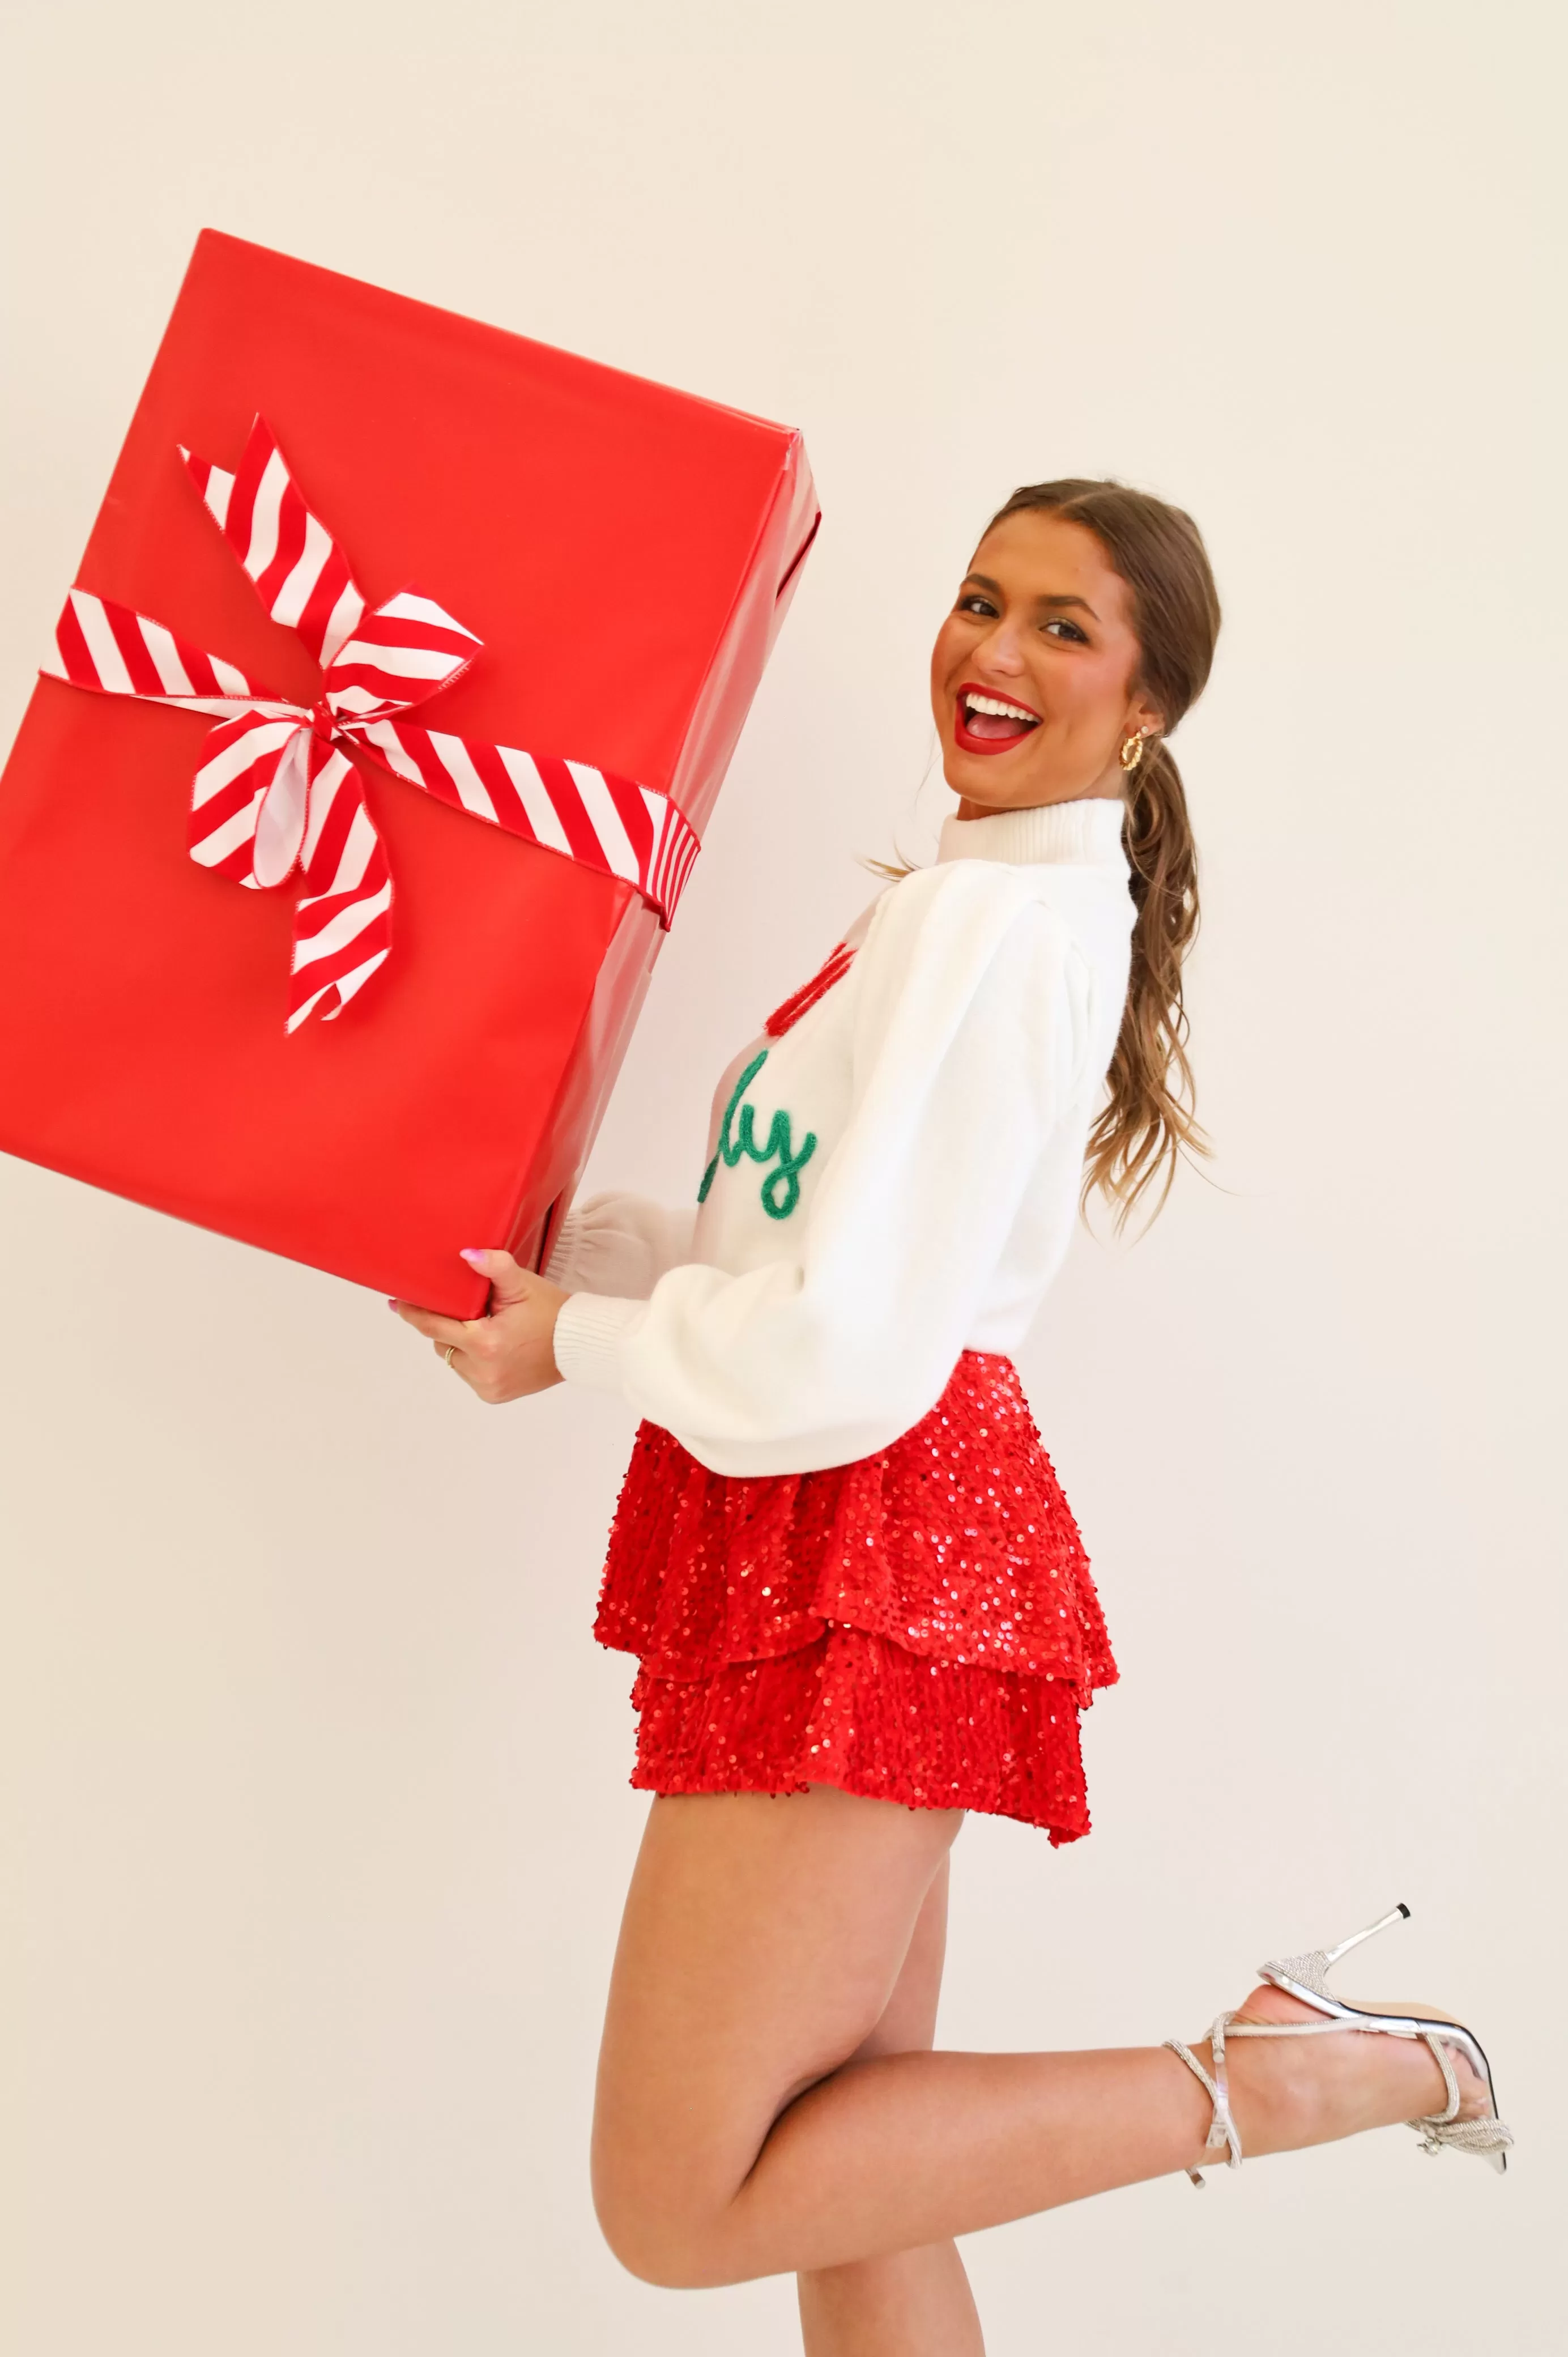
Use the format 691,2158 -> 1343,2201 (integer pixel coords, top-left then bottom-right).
1164,1903 -> 1513,2186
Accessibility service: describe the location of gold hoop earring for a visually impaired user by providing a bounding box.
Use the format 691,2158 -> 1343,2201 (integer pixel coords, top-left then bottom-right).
1119,729 -> 1149,773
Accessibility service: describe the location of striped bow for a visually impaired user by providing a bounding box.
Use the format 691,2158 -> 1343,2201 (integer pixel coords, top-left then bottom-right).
43,416 -> 701,1031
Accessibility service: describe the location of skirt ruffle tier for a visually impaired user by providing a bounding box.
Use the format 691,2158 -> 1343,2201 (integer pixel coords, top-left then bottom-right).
595,1352 -> 1117,1840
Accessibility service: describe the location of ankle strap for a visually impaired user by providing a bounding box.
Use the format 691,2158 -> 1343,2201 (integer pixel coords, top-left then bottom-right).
1164,2019 -> 1243,2185
1165,2009 -> 1353,2186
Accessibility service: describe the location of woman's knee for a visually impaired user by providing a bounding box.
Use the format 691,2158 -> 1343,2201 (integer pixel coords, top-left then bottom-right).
591,2155 -> 736,2290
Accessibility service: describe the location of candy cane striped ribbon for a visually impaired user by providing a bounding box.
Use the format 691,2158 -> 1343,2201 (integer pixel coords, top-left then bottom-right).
42,416 -> 701,1031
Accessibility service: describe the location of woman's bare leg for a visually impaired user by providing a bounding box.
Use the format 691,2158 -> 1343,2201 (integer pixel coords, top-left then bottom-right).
593,1784 -> 1469,2291
797,1854 -> 985,2357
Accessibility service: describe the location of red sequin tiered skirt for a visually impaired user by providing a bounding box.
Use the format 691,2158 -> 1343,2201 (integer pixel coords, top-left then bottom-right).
595,1352 -> 1117,1840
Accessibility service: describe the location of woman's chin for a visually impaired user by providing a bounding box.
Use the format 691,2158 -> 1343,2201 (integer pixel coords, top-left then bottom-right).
940,745 -> 1032,801
943,764 -> 1049,809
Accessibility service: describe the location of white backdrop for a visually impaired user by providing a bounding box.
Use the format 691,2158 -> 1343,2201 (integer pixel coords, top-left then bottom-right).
2,4 -> 1562,2351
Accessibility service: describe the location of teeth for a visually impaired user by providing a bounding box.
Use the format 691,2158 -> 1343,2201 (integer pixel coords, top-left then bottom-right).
965,692 -> 1038,722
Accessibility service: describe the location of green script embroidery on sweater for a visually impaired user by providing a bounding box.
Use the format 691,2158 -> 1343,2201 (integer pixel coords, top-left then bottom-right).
697,1047 -> 818,1220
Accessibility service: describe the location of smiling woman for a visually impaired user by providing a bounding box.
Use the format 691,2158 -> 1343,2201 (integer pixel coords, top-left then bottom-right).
390,469 -> 1510,2357
933,501 -> 1165,808
933,480 -> 1221,1220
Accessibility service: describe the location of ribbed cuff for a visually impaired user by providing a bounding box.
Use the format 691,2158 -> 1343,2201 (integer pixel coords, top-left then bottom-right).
543,1204 -> 585,1287
552,1292 -> 647,1392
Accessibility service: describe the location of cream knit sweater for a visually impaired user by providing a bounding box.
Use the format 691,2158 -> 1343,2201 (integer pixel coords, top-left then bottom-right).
547,797 -> 1135,1477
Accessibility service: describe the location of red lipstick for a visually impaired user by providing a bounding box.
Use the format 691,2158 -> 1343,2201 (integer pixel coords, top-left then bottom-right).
952,681 -> 1042,757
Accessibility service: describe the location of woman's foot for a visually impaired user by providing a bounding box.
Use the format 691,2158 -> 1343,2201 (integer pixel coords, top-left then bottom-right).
1195,1982 -> 1492,2163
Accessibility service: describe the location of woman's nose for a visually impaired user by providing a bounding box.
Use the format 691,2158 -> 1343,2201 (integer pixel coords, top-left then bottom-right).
974,622 -> 1028,677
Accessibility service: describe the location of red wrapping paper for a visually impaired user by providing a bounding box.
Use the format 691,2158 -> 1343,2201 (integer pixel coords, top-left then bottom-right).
0,231 -> 817,1315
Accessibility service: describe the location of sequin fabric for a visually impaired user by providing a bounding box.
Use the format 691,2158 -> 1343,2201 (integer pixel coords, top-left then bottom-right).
596,1352 -> 1117,1840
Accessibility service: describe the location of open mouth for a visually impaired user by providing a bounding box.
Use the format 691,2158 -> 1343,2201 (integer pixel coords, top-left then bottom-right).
953,684 -> 1042,755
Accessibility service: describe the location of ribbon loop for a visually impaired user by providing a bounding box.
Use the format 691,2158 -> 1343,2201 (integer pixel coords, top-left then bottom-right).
41,417 -> 701,1029
321,586 -> 480,724
250,726 -> 313,890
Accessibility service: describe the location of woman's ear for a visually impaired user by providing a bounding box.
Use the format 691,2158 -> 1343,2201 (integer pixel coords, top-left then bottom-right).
1128,691 -> 1166,737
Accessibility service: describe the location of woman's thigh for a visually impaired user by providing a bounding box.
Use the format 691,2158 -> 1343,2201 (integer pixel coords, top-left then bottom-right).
850,1852 -> 949,2062
592,1783 -> 960,2280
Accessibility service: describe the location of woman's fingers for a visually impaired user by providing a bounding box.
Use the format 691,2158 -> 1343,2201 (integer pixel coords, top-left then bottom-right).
389,1299 -> 472,1352
390,1260 -> 567,1402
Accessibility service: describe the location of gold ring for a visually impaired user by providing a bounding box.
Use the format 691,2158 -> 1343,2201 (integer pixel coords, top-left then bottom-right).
444,1344 -> 458,1367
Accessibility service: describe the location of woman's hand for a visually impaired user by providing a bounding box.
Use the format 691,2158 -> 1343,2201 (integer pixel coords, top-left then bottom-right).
390,1247 -> 568,1402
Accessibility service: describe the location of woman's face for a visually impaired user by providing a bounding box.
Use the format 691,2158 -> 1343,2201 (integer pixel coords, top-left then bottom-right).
928,509 -> 1163,814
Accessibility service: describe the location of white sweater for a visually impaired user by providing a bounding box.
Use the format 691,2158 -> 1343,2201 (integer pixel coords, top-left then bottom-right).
548,797 -> 1135,1477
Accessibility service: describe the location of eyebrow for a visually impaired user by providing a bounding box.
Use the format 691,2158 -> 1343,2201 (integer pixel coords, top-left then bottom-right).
963,572 -> 1100,621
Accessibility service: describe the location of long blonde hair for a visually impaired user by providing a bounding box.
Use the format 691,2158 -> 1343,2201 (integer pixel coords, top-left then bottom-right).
982,479 -> 1222,1226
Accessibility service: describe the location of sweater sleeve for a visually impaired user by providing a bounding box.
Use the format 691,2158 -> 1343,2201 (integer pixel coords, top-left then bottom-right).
551,861 -> 1088,1475
543,1192 -> 700,1300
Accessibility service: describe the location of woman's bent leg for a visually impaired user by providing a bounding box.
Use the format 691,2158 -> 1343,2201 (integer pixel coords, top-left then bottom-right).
593,1784 -> 1456,2289
593,1783 -> 962,2289
796,1857 -> 985,2357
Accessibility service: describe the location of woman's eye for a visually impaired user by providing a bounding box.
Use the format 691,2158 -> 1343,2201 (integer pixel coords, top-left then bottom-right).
957,594 -> 997,616
1043,618 -> 1088,644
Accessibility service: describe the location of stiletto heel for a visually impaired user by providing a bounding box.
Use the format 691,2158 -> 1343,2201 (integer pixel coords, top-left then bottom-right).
1164,1903 -> 1513,2187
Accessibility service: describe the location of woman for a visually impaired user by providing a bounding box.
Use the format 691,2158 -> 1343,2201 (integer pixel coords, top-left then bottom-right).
394,481 -> 1509,2354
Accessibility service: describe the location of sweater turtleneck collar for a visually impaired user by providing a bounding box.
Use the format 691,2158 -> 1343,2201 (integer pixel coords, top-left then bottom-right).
935,798 -> 1127,870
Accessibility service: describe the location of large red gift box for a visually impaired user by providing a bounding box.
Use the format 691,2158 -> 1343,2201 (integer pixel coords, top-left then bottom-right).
0,232 -> 816,1316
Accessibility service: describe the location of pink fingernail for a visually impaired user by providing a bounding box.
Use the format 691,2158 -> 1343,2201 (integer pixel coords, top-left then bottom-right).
459,1248 -> 488,1267
386,1297 -> 399,1309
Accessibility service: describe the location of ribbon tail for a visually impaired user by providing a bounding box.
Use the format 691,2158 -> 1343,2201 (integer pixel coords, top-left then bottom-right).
286,744 -> 392,1031
182,418 -> 369,671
